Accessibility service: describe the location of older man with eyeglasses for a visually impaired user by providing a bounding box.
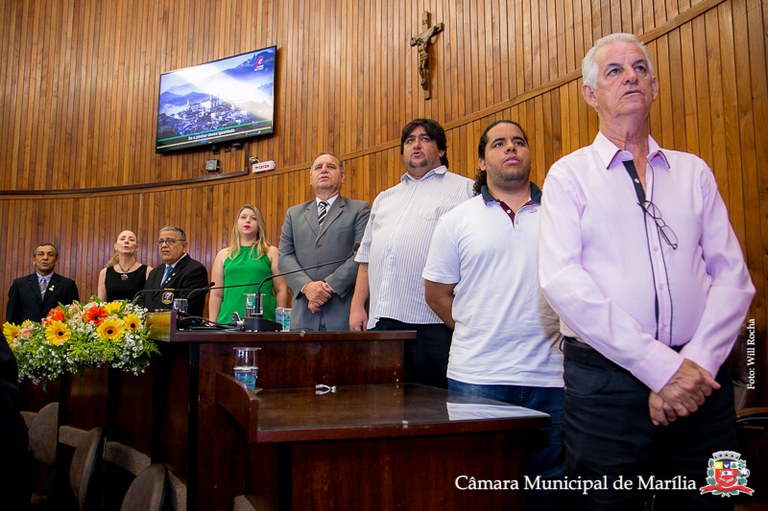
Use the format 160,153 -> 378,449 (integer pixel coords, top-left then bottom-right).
539,33 -> 755,510
140,226 -> 208,317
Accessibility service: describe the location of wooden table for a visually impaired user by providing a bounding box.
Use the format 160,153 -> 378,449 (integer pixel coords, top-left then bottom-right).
216,375 -> 549,510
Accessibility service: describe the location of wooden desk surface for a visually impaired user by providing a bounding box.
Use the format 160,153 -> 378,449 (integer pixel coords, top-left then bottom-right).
216,375 -> 549,444
216,377 -> 551,511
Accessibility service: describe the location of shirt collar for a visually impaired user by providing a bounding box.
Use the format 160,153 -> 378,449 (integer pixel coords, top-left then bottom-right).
168,253 -> 187,269
401,164 -> 447,182
594,131 -> 670,171
316,194 -> 339,207
36,272 -> 52,282
480,182 -> 542,205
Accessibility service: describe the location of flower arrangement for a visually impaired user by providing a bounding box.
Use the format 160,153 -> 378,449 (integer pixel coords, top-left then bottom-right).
3,299 -> 159,383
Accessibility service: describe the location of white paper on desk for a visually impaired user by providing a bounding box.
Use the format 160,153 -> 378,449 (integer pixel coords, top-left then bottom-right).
446,401 -> 549,421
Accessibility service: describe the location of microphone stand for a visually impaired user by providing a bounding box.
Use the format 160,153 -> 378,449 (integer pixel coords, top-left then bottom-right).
244,246 -> 360,332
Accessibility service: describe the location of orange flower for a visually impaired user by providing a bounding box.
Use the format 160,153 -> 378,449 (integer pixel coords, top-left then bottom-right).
45,306 -> 65,323
83,306 -> 108,326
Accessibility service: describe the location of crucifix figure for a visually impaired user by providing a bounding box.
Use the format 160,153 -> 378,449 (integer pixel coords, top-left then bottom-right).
410,11 -> 443,100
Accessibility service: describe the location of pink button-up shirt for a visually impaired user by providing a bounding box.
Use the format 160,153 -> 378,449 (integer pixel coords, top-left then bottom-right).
539,132 -> 754,392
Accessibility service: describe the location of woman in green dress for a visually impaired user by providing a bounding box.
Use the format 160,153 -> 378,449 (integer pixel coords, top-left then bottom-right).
208,205 -> 288,323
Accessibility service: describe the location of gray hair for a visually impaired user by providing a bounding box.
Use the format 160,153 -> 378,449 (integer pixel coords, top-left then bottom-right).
582,33 -> 655,89
310,152 -> 344,174
159,226 -> 186,241
33,242 -> 58,257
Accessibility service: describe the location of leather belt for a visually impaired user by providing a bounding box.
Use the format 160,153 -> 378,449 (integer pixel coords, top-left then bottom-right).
562,336 -> 625,371
562,336 -> 683,371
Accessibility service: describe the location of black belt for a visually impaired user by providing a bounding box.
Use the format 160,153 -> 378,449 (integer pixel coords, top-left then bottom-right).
562,337 -> 625,371
562,336 -> 684,371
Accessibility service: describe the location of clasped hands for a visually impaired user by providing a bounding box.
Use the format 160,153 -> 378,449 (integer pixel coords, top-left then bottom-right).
649,358 -> 720,426
303,280 -> 333,313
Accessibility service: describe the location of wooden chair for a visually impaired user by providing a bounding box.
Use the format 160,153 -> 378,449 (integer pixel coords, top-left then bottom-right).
67,426 -> 104,510
23,402 -> 59,506
120,464 -> 168,511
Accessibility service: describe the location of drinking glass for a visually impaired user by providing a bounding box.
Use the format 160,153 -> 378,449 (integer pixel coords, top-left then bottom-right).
243,293 -> 264,317
233,347 -> 261,391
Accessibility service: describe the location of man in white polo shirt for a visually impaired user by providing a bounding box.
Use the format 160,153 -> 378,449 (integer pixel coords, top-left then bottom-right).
423,120 -> 563,510
349,118 -> 473,388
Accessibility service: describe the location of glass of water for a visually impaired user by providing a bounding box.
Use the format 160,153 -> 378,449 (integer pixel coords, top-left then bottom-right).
243,293 -> 263,317
233,347 -> 261,391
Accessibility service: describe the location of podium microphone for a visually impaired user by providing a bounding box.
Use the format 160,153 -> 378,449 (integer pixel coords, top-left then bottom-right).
241,242 -> 361,332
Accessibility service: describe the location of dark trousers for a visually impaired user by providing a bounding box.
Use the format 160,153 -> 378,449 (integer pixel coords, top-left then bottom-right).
372,318 -> 452,388
563,339 -> 737,511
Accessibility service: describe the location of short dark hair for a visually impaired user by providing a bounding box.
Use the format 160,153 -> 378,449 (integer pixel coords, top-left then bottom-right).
477,120 -> 528,159
473,120 -> 529,195
399,118 -> 449,168
33,242 -> 58,257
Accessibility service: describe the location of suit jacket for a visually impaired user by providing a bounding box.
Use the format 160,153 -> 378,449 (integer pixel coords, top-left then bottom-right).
141,254 -> 209,317
279,196 -> 370,331
0,336 -> 31,507
6,272 -> 79,324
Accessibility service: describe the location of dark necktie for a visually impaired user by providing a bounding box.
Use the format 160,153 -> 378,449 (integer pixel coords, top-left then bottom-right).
318,201 -> 329,226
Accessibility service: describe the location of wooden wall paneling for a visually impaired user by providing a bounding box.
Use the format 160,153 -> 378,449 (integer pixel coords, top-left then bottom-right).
13,5 -> 30,190
667,30 -> 688,151
745,0 -> 768,332
655,0 -> 670,25
705,10 -> 728,191
655,36 -> 674,148
548,88 -> 562,179
541,0 -> 554,85
692,16 -> 713,167
717,4 -> 747,239
679,24 -> 701,152
641,0 -> 654,33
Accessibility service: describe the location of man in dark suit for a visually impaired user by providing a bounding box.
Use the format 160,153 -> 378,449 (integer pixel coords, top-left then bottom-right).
6,242 -> 79,324
279,153 -> 370,331
141,226 -> 209,317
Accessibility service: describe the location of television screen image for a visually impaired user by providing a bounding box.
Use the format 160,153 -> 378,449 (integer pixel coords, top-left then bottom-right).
155,46 -> 276,153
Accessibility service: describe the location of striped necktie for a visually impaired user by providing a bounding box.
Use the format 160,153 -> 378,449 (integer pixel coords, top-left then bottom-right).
318,201 -> 329,226
39,276 -> 48,297
161,265 -> 172,285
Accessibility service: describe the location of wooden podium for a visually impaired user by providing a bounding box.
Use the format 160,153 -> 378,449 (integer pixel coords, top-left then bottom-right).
142,311 -> 418,510
25,311 -> 550,510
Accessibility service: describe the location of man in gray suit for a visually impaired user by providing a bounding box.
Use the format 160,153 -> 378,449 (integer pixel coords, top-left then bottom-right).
278,152 -> 370,331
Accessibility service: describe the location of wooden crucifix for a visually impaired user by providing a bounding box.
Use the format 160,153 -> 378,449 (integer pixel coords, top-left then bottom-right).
409,11 -> 443,100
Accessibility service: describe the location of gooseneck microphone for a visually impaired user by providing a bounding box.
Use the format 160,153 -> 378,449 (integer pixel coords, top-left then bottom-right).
135,243 -> 361,331
244,242 -> 361,331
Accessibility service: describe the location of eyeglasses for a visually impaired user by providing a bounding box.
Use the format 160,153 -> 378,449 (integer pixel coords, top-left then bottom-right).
638,201 -> 678,250
156,238 -> 181,246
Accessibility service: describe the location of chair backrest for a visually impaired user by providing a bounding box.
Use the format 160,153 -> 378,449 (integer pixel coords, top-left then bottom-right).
69,426 -> 104,510
27,402 -> 59,466
120,464 -> 168,511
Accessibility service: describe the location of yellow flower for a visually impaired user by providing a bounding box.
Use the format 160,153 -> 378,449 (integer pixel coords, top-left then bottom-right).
104,301 -> 122,314
3,322 -> 20,344
97,318 -> 125,341
123,313 -> 141,332
45,320 -> 71,346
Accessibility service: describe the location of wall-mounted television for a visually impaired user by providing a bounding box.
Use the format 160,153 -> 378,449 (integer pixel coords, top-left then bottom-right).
155,46 -> 276,153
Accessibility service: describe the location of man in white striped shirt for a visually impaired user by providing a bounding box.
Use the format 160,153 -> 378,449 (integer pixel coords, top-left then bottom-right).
350,118 -> 473,388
